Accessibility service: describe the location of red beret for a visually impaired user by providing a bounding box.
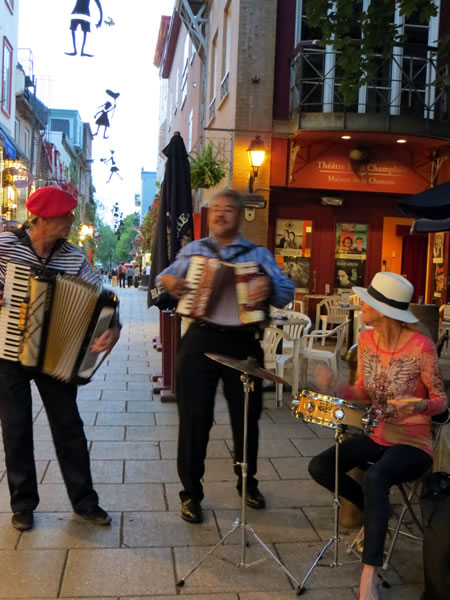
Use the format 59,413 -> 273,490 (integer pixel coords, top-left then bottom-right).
26,186 -> 77,218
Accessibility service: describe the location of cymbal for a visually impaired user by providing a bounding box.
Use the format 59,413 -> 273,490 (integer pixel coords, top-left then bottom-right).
205,353 -> 290,386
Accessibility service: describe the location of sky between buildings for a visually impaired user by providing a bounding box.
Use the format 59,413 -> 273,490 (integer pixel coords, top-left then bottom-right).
18,0 -> 174,221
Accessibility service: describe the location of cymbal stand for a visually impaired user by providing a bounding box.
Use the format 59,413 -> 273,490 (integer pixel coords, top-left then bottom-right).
177,369 -> 300,590
296,425 -> 359,596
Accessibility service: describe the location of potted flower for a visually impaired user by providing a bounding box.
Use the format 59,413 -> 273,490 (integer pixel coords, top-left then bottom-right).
189,141 -> 228,191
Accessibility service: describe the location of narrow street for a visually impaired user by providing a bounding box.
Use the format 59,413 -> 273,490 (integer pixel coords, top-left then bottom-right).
0,288 -> 424,599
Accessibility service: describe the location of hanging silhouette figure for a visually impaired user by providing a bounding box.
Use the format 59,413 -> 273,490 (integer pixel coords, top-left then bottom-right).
93,101 -> 115,138
65,0 -> 103,58
101,151 -> 123,183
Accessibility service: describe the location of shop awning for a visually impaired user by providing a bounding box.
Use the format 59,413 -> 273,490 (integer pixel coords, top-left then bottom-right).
0,126 -> 20,160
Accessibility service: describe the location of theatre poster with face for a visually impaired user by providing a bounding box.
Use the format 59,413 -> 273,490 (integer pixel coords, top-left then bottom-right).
275,219 -> 312,292
334,223 -> 368,293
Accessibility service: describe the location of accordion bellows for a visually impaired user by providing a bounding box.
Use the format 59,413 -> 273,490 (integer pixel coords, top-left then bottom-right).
0,262 -> 117,384
177,255 -> 266,326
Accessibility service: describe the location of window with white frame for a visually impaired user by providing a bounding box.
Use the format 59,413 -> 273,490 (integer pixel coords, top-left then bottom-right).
14,118 -> 20,141
209,32 -> 218,120
1,37 -> 13,117
188,109 -> 193,152
175,68 -> 179,113
23,127 -> 30,156
181,34 -> 189,108
220,1 -> 231,102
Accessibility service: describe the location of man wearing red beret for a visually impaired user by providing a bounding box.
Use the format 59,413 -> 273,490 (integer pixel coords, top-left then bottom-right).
0,186 -> 120,531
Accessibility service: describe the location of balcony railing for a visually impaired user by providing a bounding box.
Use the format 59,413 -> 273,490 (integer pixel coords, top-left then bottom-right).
290,45 -> 449,122
209,97 -> 216,121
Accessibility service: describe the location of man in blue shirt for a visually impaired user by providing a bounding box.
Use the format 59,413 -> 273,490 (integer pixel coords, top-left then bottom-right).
159,189 -> 294,524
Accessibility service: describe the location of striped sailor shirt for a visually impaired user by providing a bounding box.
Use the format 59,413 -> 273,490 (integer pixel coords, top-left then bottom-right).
0,229 -> 100,290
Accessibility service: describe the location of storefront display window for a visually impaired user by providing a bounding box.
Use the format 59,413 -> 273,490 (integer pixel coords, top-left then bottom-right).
334,222 -> 368,292
275,219 -> 312,292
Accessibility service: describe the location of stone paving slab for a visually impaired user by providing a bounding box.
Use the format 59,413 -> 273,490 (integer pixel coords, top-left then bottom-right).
0,549 -> 66,598
43,460 -> 124,484
122,510 -> 220,547
90,441 -> 159,460
60,548 -> 176,597
240,591 -> 356,600
215,508 -> 320,544
173,545 -> 295,594
17,512 -> 121,549
160,440 -> 231,460
126,425 -> 179,441
0,513 -> 20,549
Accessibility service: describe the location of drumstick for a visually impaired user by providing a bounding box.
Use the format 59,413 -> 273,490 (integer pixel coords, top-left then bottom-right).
387,397 -> 422,404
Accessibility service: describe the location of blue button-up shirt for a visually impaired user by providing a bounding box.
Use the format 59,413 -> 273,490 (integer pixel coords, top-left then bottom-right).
158,235 -> 295,308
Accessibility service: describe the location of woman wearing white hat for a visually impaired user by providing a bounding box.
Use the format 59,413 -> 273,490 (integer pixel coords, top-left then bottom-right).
309,272 -> 448,600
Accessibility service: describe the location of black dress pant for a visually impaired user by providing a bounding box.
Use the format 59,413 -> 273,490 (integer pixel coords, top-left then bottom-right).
0,359 -> 98,513
308,434 -> 432,566
176,322 -> 264,503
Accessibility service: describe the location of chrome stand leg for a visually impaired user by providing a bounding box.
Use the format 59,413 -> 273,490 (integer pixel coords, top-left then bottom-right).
176,366 -> 300,591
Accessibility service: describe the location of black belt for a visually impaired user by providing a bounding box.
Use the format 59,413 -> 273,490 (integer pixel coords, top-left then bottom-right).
193,320 -> 263,337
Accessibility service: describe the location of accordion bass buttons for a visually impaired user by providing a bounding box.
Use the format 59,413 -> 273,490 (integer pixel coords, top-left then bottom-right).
18,302 -> 29,331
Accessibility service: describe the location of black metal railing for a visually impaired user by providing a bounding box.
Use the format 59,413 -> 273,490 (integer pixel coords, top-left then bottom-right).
290,45 -> 450,122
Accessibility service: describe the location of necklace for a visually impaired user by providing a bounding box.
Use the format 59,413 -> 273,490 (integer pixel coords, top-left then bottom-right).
373,326 -> 403,407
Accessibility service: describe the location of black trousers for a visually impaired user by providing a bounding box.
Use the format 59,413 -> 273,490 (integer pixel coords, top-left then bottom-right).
176,323 -> 264,503
0,360 -> 98,513
308,434 -> 432,566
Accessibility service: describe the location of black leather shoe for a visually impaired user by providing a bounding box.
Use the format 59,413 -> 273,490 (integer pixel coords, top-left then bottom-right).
75,505 -> 112,526
181,499 -> 203,524
12,510 -> 34,531
239,488 -> 266,509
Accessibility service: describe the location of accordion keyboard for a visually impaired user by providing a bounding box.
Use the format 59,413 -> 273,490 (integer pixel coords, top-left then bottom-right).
0,262 -> 31,361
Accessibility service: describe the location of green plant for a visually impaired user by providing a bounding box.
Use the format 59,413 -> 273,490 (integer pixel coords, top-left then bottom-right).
189,141 -> 228,190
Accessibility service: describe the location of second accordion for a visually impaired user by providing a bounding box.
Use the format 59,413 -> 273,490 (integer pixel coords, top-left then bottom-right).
0,262 -> 118,385
176,255 -> 267,326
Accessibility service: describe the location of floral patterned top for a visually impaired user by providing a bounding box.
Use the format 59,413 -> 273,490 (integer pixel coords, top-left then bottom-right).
348,329 -> 447,456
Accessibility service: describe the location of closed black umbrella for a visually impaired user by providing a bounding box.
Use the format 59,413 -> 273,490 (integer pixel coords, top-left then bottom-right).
398,181 -> 450,220
147,132 -> 194,308
412,217 -> 450,233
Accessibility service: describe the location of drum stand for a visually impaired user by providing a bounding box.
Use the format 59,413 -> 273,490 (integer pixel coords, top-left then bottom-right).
176,370 -> 300,590
296,425 -> 359,596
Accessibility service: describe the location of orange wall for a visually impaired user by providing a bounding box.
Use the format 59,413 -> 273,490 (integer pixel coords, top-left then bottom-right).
381,217 -> 414,273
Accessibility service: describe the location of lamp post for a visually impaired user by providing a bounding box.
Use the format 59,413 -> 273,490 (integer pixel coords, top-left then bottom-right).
247,135 -> 266,194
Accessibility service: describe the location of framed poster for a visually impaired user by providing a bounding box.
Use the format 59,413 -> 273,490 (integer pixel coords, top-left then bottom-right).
334,223 -> 368,293
275,219 -> 312,292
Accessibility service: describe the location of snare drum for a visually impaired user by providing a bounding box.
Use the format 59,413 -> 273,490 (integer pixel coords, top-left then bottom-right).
291,390 -> 376,432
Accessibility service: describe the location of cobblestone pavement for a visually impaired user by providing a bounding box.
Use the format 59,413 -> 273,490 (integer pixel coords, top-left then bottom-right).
0,288 -> 428,599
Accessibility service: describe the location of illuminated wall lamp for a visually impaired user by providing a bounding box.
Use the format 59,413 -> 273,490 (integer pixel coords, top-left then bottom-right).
247,135 -> 266,195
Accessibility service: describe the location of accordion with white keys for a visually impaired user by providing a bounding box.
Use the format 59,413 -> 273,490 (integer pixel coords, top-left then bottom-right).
176,255 -> 267,326
0,262 -> 118,385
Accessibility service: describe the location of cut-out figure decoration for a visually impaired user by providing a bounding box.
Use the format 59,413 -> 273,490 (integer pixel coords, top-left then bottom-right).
106,89 -> 120,101
101,151 -> 123,183
104,16 -> 115,26
65,0 -> 103,58
93,101 -> 115,138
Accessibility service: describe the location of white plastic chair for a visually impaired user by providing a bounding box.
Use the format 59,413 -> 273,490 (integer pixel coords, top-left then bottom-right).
316,297 -> 348,346
261,327 -> 293,407
298,321 -> 350,389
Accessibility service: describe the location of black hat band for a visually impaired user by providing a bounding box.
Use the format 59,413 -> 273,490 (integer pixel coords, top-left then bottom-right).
367,285 -> 410,311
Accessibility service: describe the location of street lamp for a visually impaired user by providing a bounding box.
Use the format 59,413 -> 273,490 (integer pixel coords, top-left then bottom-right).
247,135 -> 266,193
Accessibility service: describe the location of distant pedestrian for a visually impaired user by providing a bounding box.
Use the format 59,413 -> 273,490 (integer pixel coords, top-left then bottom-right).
134,265 -> 140,288
119,264 -> 126,288
127,266 -> 133,288
111,267 -> 117,287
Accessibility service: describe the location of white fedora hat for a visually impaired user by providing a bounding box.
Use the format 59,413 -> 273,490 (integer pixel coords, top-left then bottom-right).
353,272 -> 418,323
